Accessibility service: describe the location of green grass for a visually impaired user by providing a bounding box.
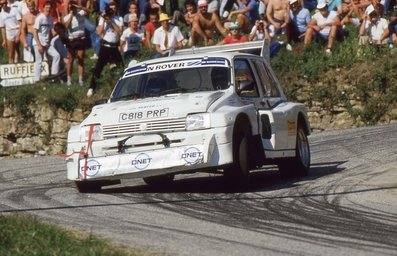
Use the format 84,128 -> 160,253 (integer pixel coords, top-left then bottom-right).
0,213 -> 160,256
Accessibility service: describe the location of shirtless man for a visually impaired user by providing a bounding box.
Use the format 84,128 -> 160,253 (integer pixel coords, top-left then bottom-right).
21,0 -> 38,62
191,0 -> 227,46
266,0 -> 290,32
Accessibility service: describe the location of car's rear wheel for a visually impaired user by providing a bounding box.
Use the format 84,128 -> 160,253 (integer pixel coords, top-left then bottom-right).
278,123 -> 310,177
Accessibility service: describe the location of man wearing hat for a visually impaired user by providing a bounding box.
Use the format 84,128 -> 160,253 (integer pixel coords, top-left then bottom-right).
152,12 -> 185,57
120,14 -> 144,62
191,0 -> 227,46
288,0 -> 311,46
218,22 -> 248,45
359,4 -> 389,45
304,0 -> 341,54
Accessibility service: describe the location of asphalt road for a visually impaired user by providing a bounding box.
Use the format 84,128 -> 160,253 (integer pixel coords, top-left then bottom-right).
1,124 -> 397,256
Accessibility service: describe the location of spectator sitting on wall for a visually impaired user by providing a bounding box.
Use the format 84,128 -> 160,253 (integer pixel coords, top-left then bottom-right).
218,22 -> 248,44
182,0 -> 198,45
226,0 -> 259,34
341,0 -> 369,26
287,0 -> 311,50
152,12 -> 185,58
304,0 -> 342,55
359,4 -> 389,46
190,0 -> 227,46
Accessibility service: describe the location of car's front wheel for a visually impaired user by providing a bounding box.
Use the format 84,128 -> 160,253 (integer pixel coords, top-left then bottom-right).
224,125 -> 251,186
143,174 -> 175,186
75,180 -> 120,193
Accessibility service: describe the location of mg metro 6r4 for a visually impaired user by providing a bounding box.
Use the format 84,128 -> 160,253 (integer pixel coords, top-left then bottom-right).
65,42 -> 311,192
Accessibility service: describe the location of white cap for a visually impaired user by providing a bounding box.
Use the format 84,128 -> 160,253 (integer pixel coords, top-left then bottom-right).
198,0 -> 208,7
289,0 -> 298,5
317,0 -> 327,9
228,22 -> 241,30
128,13 -> 138,22
365,4 -> 375,15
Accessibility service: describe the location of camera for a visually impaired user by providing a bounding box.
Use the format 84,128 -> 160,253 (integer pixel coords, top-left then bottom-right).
103,4 -> 114,19
69,1 -> 78,11
70,4 -> 77,11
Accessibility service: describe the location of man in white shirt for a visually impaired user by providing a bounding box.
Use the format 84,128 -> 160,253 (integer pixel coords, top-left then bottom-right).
152,12 -> 184,58
0,0 -> 22,63
120,14 -> 144,62
304,0 -> 341,54
359,4 -> 389,45
32,0 -> 57,82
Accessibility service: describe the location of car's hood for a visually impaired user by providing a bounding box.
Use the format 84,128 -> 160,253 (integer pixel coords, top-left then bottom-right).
83,91 -> 225,126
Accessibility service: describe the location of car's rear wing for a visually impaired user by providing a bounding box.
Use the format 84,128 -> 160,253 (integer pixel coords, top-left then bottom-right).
169,40 -> 270,62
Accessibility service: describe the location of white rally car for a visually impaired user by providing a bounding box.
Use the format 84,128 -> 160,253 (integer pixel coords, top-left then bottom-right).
66,41 -> 311,192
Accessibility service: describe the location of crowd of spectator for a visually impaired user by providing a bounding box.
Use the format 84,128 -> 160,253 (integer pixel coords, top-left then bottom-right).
0,0 -> 396,97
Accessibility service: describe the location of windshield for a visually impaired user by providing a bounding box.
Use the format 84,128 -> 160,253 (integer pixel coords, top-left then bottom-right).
110,66 -> 231,102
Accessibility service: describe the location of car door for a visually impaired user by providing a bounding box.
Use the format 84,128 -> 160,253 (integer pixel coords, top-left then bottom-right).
251,58 -> 290,152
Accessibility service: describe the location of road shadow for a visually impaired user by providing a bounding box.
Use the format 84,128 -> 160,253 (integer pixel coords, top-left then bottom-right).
101,160 -> 347,194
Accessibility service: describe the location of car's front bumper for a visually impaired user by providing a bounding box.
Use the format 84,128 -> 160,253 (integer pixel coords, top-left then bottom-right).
66,127 -> 233,181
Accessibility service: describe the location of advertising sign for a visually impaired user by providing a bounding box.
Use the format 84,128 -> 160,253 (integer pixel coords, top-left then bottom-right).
0,62 -> 49,87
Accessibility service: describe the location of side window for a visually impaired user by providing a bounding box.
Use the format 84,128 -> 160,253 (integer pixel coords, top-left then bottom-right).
253,59 -> 280,97
234,59 -> 259,97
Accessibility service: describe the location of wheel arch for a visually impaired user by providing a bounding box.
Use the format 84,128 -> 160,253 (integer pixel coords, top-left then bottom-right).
233,113 -> 253,137
233,113 -> 264,168
297,111 -> 311,136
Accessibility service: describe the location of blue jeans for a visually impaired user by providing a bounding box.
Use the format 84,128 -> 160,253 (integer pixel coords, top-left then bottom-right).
85,18 -> 101,55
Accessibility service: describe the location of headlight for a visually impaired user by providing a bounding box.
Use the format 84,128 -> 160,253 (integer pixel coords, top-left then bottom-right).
186,113 -> 211,130
80,124 -> 103,142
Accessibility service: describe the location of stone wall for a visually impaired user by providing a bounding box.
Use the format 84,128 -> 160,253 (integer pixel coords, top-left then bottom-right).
0,101 -> 396,158
0,102 -> 87,158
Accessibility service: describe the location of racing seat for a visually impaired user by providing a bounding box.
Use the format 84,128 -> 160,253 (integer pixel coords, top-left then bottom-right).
145,77 -> 167,95
211,67 -> 229,90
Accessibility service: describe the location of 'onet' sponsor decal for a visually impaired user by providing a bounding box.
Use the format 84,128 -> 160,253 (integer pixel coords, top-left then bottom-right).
132,153 -> 152,170
181,147 -> 203,164
80,159 -> 102,177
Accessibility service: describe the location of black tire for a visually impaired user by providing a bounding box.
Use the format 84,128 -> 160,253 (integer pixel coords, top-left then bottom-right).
278,123 -> 310,177
224,126 -> 251,186
75,181 -> 102,193
143,174 -> 175,186
75,180 -> 120,193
